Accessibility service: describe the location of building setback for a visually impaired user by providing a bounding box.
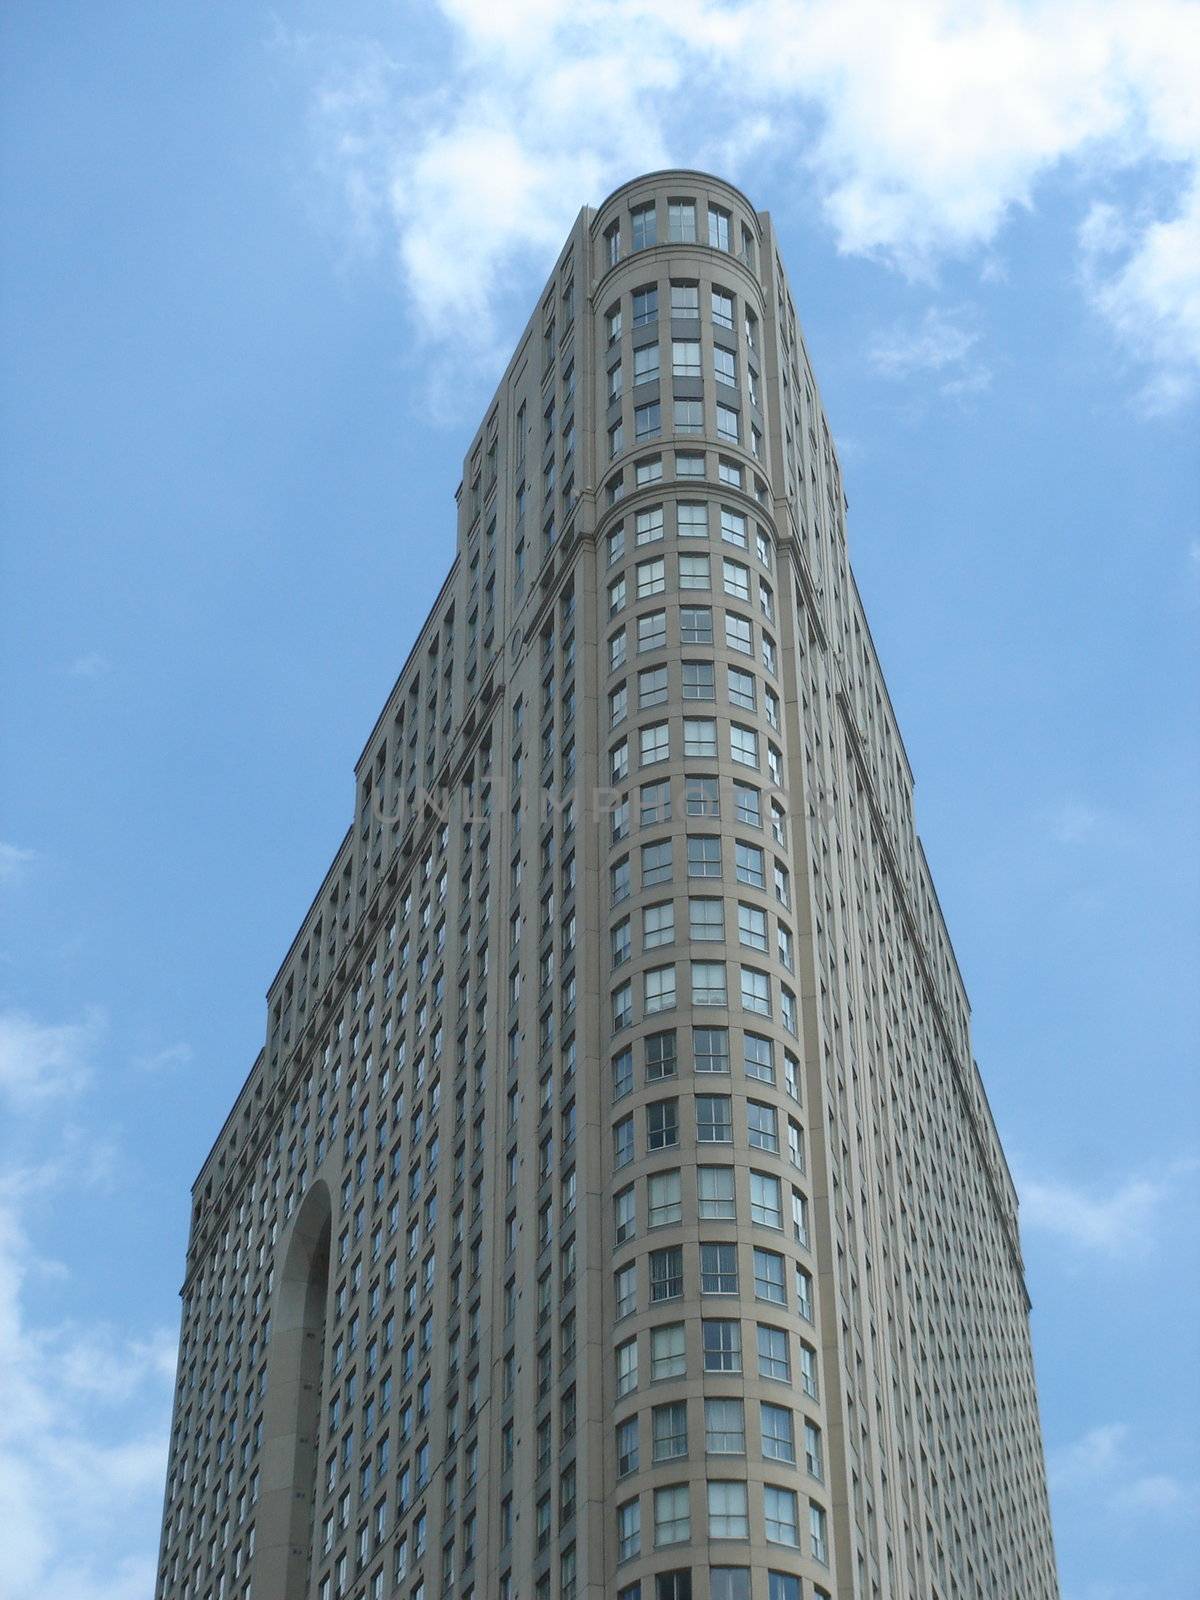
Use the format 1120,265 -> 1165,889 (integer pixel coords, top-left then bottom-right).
155,171 -> 1060,1600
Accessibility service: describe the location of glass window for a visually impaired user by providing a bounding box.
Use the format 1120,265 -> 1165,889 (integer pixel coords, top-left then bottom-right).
791,1188 -> 810,1246
609,576 -> 627,616
640,722 -> 669,765
612,1047 -> 633,1100
667,200 -> 696,243
730,724 -> 758,768
764,1485 -> 800,1547
712,1573 -> 752,1600
716,405 -> 739,443
753,1247 -> 786,1303
718,457 -> 743,487
639,665 -> 668,707
616,1413 -> 639,1476
637,611 -> 667,652
804,1420 -> 824,1479
696,1095 -> 733,1143
672,341 -> 701,378
680,606 -> 712,644
688,897 -> 724,941
675,450 -> 705,476
643,901 -> 675,949
799,1341 -> 818,1398
809,1501 -> 828,1563
744,1033 -> 774,1082
652,1401 -> 688,1462
635,401 -> 661,440
636,503 -> 664,544
756,1323 -> 790,1381
610,627 -> 627,671
634,343 -> 660,385
631,203 -> 657,251
654,1484 -> 690,1547
725,613 -> 752,654
727,666 -> 755,709
617,1496 -> 640,1559
615,1261 -> 636,1318
708,209 -> 731,252
644,967 -> 677,1017
612,916 -> 632,967
697,1164 -> 736,1219
632,285 -> 658,326
679,555 -> 711,591
683,718 -> 717,757
637,454 -> 663,485
705,1398 -> 745,1454
723,559 -> 751,601
762,1403 -> 796,1464
720,507 -> 748,547
608,525 -> 626,566
691,962 -> 727,1006
735,783 -> 760,827
606,303 -> 623,343
648,1169 -> 682,1227
616,1335 -> 638,1395
685,775 -> 720,816
682,659 -> 715,697
693,1026 -> 729,1073
650,1320 -> 686,1378
613,1114 -> 634,1167
747,1100 -> 778,1150
677,501 -> 708,537
669,280 -> 699,317
702,1317 -> 741,1372
749,1171 -> 783,1230
613,979 -> 633,1030
649,1245 -> 683,1302
700,1241 -> 738,1294
735,842 -> 765,888
640,780 -> 671,825
795,1264 -> 814,1321
687,836 -> 721,878
614,1184 -> 636,1245
706,1479 -> 748,1538
646,1028 -> 678,1079
714,346 -> 736,386
673,398 -> 703,434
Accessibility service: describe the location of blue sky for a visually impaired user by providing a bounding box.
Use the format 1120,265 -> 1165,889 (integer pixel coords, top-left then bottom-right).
1,2 -> 1197,1596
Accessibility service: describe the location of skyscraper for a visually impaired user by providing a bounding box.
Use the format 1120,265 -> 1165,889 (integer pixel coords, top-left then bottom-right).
155,171 -> 1059,1600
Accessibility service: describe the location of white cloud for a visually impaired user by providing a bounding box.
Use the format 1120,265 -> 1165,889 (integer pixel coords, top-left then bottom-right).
1049,799 -> 1104,844
134,1042 -> 193,1074
868,306 -> 992,396
0,1009 -> 104,1108
68,652 -> 111,680
1017,1166 -> 1175,1252
1051,1423 -> 1199,1520
296,0 -> 1200,408
0,843 -> 36,885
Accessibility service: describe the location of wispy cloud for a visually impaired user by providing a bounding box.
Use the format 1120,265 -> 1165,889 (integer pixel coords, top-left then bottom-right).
68,652 -> 111,680
0,843 -> 36,885
868,305 -> 992,396
1051,1423 -> 1199,1519
293,0 -> 1200,409
0,1008 -> 105,1108
134,1042 -> 193,1074
1016,1163 -> 1191,1253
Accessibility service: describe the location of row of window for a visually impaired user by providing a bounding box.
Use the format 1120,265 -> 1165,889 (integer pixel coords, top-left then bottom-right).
616,1480 -> 827,1563
607,283 -> 755,346
619,1571 -> 826,1600
612,836 -> 790,905
615,1395 -> 823,1478
609,605 -> 778,676
612,1026 -> 801,1100
603,197 -> 757,266
614,1166 -> 810,1245
610,557 -> 775,623
616,1316 -> 817,1397
611,661 -> 780,726
608,337 -> 757,398
613,1239 -> 814,1319
609,716 -> 783,785
614,1099 -> 805,1170
609,776 -> 787,848
611,962 -> 798,1032
609,397 -> 756,456
612,896 -> 793,969
606,498 -> 773,564
605,449 -> 769,510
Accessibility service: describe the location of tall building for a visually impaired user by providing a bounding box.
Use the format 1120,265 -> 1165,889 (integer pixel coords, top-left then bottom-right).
155,171 -> 1059,1600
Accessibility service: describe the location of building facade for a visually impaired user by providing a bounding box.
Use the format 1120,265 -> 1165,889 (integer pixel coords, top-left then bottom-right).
155,172 -> 1059,1600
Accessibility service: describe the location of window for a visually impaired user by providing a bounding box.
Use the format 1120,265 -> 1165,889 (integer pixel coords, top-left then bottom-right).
681,664 -> 714,705
764,1485 -> 800,1547
725,613 -> 752,655
639,664 -> 668,707
809,1502 -> 828,1563
634,343 -> 660,386
615,1261 -> 636,1318
688,897 -> 724,942
609,576 -> 627,617
730,725 -> 758,768
680,606 -> 712,644
705,1398 -> 745,1454
757,1324 -> 790,1381
683,775 -> 718,817
676,450 -> 705,476
637,558 -> 665,599
612,1047 -> 633,1099
740,967 -> 771,1016
643,901 -> 675,949
687,836 -> 721,878
652,1402 -> 688,1462
670,280 -> 699,318
616,1336 -> 638,1396
707,1480 -> 748,1538
787,1118 -> 805,1169
735,842 -> 765,888
613,1115 -> 634,1168
641,780 -> 671,825
656,1573 -> 692,1600
605,223 -> 621,266
791,1188 -> 810,1246
611,917 -> 632,967
608,525 -> 626,566
644,1028 -> 677,1079
633,285 -> 658,326
795,1265 -> 814,1321
694,1026 -> 729,1073
753,1248 -> 786,1304
673,398 -> 703,434
696,1093 -> 733,1142
636,503 -> 664,543
679,555 -> 711,592
696,1166 -> 735,1222
617,1497 -> 640,1560
616,1415 -> 639,1477
609,419 -> 624,458
651,1321 -> 686,1378
708,209 -> 731,252
713,1573 -> 752,1600
677,501 -> 707,537
668,200 -> 696,242
720,506 -> 747,546
713,346 -> 736,386
607,303 -> 623,343
750,1171 -> 783,1230
700,1241 -> 738,1294
608,363 -> 624,405
683,719 -> 717,757
745,1033 -> 774,1082
611,855 -> 631,902
647,1095 -> 679,1148
614,1185 -> 636,1245
747,1100 -> 778,1151
723,559 -> 750,601
637,454 -> 663,485
735,784 -> 761,828
654,1485 -> 690,1547
799,1341 -> 818,1399
804,1421 -> 824,1479
727,667 -> 755,710
762,1403 -> 795,1464
691,961 -> 727,1006
716,405 -> 740,443
637,610 -> 667,652
641,839 -> 672,886
702,1317 -> 741,1372
648,1169 -> 682,1227
672,341 -> 701,378
635,401 -> 661,440
718,457 -> 743,487
650,1245 -> 683,1302
631,202 -> 657,251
